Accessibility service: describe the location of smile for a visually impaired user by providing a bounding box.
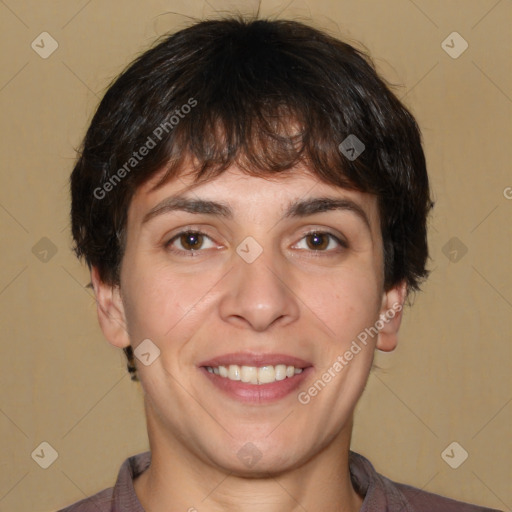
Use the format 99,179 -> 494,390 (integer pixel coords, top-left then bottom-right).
199,353 -> 313,403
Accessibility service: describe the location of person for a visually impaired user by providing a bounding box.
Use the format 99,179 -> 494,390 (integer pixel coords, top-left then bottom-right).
60,16 -> 501,512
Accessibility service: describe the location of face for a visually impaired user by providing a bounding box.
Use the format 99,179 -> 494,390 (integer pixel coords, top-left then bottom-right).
94,163 -> 405,475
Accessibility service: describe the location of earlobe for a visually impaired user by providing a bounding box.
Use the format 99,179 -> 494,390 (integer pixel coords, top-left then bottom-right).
90,266 -> 130,349
376,281 -> 407,352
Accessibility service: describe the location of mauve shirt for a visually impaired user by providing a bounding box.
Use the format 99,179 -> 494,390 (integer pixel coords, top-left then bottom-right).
58,451 -> 502,511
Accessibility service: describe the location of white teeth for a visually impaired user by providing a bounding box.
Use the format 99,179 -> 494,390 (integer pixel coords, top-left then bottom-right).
240,366 -> 258,384
275,364 -> 287,381
228,365 -> 241,380
258,366 -> 275,384
205,364 -> 304,385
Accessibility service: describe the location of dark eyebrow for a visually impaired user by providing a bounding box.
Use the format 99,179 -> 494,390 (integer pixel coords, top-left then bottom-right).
282,197 -> 370,230
142,197 -> 233,224
142,195 -> 371,230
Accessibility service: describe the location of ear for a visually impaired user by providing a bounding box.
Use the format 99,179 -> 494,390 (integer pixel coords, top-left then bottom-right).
375,280 -> 407,352
90,266 -> 130,349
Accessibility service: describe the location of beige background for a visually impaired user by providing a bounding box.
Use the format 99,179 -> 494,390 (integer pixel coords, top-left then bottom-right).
0,0 -> 510,511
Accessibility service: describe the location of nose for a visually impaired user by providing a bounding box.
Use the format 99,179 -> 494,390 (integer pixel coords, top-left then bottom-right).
218,244 -> 301,332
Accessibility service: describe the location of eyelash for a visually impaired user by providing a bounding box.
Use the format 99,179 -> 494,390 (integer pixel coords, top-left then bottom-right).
164,229 -> 348,257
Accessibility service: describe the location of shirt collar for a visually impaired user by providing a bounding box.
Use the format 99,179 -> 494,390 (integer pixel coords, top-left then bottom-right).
349,451 -> 414,511
111,451 -> 151,512
110,450 -> 413,511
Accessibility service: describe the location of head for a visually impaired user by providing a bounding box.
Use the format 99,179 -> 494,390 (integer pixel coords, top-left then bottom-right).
71,17 -> 432,475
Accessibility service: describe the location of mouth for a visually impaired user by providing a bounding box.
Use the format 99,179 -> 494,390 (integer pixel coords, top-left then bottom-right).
198,353 -> 313,403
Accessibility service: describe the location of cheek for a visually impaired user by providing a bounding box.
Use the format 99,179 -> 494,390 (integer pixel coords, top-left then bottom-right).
121,261 -> 218,343
305,265 -> 382,341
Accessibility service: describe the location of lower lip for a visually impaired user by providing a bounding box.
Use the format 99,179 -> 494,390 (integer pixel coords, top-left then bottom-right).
200,367 -> 313,404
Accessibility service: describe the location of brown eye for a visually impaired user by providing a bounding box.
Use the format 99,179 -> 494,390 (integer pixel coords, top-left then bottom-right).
179,232 -> 204,251
305,232 -> 330,250
165,230 -> 216,254
293,231 -> 347,253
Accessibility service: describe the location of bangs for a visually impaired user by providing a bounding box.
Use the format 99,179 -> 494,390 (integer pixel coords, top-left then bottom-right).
116,18 -> 385,195
150,98 -> 359,192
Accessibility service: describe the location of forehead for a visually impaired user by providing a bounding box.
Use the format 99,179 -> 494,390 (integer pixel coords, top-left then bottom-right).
127,163 -> 381,231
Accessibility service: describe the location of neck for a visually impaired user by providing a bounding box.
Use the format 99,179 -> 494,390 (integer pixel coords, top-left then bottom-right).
134,401 -> 363,512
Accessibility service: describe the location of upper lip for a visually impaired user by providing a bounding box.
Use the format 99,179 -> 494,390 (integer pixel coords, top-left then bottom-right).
198,352 -> 313,369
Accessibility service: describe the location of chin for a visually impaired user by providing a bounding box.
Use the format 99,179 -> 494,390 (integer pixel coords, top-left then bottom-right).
211,449 -> 302,478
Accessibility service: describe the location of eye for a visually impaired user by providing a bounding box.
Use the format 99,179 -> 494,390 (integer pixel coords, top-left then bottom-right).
165,230 -> 216,254
293,231 -> 347,253
164,229 -> 346,256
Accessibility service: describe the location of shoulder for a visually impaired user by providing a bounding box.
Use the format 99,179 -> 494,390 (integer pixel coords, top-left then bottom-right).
349,451 -> 503,512
56,486 -> 113,511
56,451 -> 150,511
395,480 -> 503,511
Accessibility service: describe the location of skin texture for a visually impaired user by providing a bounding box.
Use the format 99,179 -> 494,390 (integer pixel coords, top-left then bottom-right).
92,163 -> 406,512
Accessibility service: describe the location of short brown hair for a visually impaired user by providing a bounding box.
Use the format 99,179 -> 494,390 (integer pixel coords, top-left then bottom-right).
70,17 -> 433,379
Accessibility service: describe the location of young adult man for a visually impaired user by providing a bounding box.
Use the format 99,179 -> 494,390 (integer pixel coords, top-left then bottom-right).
60,17 -> 501,512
